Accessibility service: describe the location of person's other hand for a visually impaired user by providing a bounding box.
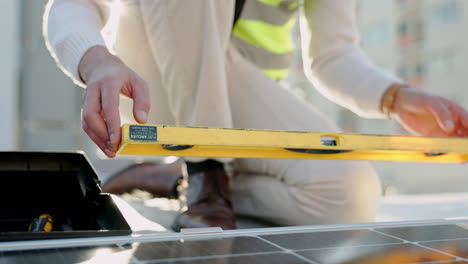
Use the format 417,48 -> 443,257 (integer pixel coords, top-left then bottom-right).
393,88 -> 468,137
79,46 -> 150,158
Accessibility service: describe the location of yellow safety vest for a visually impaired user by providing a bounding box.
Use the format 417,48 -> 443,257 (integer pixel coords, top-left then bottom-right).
232,0 -> 300,81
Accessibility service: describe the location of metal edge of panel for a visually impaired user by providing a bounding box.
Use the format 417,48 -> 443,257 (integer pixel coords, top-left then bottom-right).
2,218 -> 468,252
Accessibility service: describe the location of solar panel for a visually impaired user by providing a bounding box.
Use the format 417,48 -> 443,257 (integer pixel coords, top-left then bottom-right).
297,243 -> 455,264
2,220 -> 468,264
259,229 -> 401,250
375,224 -> 468,241
132,236 -> 280,261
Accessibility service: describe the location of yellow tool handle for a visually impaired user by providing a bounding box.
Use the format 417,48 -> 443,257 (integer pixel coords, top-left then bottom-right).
117,124 -> 468,163
29,214 -> 53,232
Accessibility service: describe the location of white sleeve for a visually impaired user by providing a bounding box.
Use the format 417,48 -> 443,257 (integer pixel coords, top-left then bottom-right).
43,0 -> 108,87
303,0 -> 402,119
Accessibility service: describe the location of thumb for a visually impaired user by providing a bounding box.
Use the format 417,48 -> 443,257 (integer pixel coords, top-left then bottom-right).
132,79 -> 150,124
428,98 -> 454,132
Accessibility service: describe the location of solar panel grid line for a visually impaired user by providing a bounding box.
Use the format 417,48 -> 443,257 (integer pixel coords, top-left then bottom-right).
385,234 -> 461,261
414,240 -> 467,260
417,238 -> 468,244
368,229 -> 465,262
124,235 -> 315,264
419,239 -> 468,260
259,229 -> 404,250
370,228 -> 414,242
372,224 -> 468,262
413,243 -> 465,262
254,235 -> 320,264
132,236 -> 284,262
257,227 -> 468,264
119,234 -> 456,264
295,244 -> 458,264
374,224 -> 468,242
289,241 -> 427,253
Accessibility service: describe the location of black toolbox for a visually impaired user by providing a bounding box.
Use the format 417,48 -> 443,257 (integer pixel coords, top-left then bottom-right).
0,151 -> 131,241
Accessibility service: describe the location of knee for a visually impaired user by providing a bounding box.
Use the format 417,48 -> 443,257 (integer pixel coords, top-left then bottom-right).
285,161 -> 382,226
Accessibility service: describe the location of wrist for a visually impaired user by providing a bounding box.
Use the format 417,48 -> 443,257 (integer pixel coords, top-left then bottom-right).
78,45 -> 120,83
380,83 -> 409,120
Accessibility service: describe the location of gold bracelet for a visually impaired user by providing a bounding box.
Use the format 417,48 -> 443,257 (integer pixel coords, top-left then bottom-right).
381,83 -> 408,120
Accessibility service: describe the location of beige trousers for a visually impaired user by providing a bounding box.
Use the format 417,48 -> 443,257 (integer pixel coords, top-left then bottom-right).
113,0 -> 382,226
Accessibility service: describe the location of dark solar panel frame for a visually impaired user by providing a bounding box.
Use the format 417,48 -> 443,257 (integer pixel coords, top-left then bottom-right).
2,219 -> 468,264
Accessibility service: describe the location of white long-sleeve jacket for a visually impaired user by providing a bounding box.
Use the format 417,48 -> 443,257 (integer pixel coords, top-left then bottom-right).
43,0 -> 402,119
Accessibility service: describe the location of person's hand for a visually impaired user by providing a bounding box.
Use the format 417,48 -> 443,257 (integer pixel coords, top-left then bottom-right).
79,45 -> 150,158
392,88 -> 468,137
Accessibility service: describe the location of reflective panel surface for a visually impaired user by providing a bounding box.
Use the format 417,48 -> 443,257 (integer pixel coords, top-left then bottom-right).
4,223 -> 468,264
260,229 -> 402,250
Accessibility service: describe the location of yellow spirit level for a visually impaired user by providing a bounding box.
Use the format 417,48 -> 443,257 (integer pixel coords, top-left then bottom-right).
117,124 -> 468,163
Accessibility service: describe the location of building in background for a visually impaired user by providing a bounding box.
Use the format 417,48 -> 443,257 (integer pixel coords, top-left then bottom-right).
361,0 -> 468,194
19,1 -> 84,153
286,0 -> 468,194
1,1 -> 87,153
360,0 -> 468,105
356,0 -> 468,194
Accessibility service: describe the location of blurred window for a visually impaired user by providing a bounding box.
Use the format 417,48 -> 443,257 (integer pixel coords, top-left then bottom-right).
397,20 -> 423,48
429,1 -> 461,27
398,22 -> 408,35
